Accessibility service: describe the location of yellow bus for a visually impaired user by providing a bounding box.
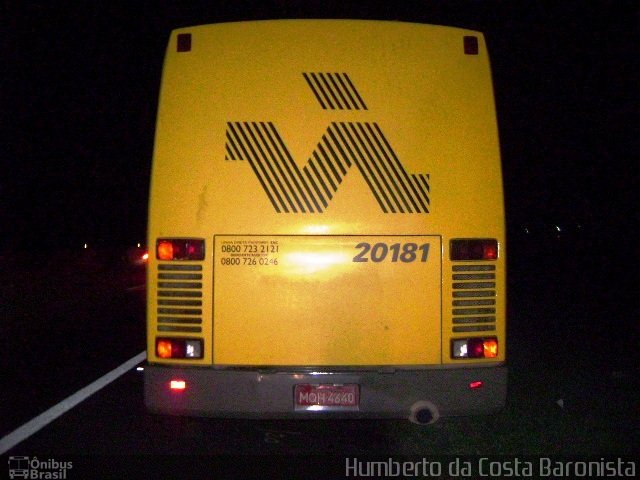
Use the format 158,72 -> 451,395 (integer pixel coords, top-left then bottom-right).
145,20 -> 506,424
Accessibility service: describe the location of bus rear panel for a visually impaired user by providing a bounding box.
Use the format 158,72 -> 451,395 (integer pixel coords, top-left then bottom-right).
145,20 -> 506,423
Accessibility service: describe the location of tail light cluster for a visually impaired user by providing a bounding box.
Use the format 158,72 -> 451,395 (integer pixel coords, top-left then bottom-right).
452,337 -> 498,359
156,238 -> 205,261
156,337 -> 203,359
450,239 -> 498,261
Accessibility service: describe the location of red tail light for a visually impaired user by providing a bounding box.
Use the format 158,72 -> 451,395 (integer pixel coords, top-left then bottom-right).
467,338 -> 485,357
156,239 -> 205,261
450,239 -> 498,261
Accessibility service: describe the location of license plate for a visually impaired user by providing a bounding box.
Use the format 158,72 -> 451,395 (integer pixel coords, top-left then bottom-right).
294,384 -> 359,411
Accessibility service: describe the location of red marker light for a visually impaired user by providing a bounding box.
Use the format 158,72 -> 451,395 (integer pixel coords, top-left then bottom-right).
177,33 -> 192,53
483,242 -> 498,260
464,36 -> 479,55
469,381 -> 483,389
170,380 -> 186,390
450,239 -> 498,261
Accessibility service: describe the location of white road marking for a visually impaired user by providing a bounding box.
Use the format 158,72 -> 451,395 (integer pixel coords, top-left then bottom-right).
0,351 -> 147,455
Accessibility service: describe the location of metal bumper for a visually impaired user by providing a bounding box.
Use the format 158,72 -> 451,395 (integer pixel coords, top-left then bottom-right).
144,364 -> 507,420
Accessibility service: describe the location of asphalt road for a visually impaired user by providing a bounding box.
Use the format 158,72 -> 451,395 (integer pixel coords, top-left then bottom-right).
1,260 -> 146,439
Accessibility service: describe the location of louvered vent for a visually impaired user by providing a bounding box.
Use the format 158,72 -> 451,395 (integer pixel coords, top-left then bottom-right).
451,264 -> 496,333
156,264 -> 203,333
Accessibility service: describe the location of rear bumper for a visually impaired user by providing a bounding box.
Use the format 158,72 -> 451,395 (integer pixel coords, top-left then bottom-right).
144,364 -> 507,420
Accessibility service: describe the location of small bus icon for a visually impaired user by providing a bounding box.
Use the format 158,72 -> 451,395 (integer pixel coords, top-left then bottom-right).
8,456 -> 30,479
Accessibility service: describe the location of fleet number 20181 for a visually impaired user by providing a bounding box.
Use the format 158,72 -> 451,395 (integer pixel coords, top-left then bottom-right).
353,242 -> 430,263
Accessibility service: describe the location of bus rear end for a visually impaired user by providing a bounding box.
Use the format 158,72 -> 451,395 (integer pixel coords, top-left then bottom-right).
144,20 -> 506,423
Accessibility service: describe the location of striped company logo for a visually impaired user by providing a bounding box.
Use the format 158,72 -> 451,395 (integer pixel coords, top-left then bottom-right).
302,72 -> 368,110
225,74 -> 430,213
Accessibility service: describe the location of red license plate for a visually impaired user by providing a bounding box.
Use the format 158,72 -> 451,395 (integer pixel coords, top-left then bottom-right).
294,384 -> 359,410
